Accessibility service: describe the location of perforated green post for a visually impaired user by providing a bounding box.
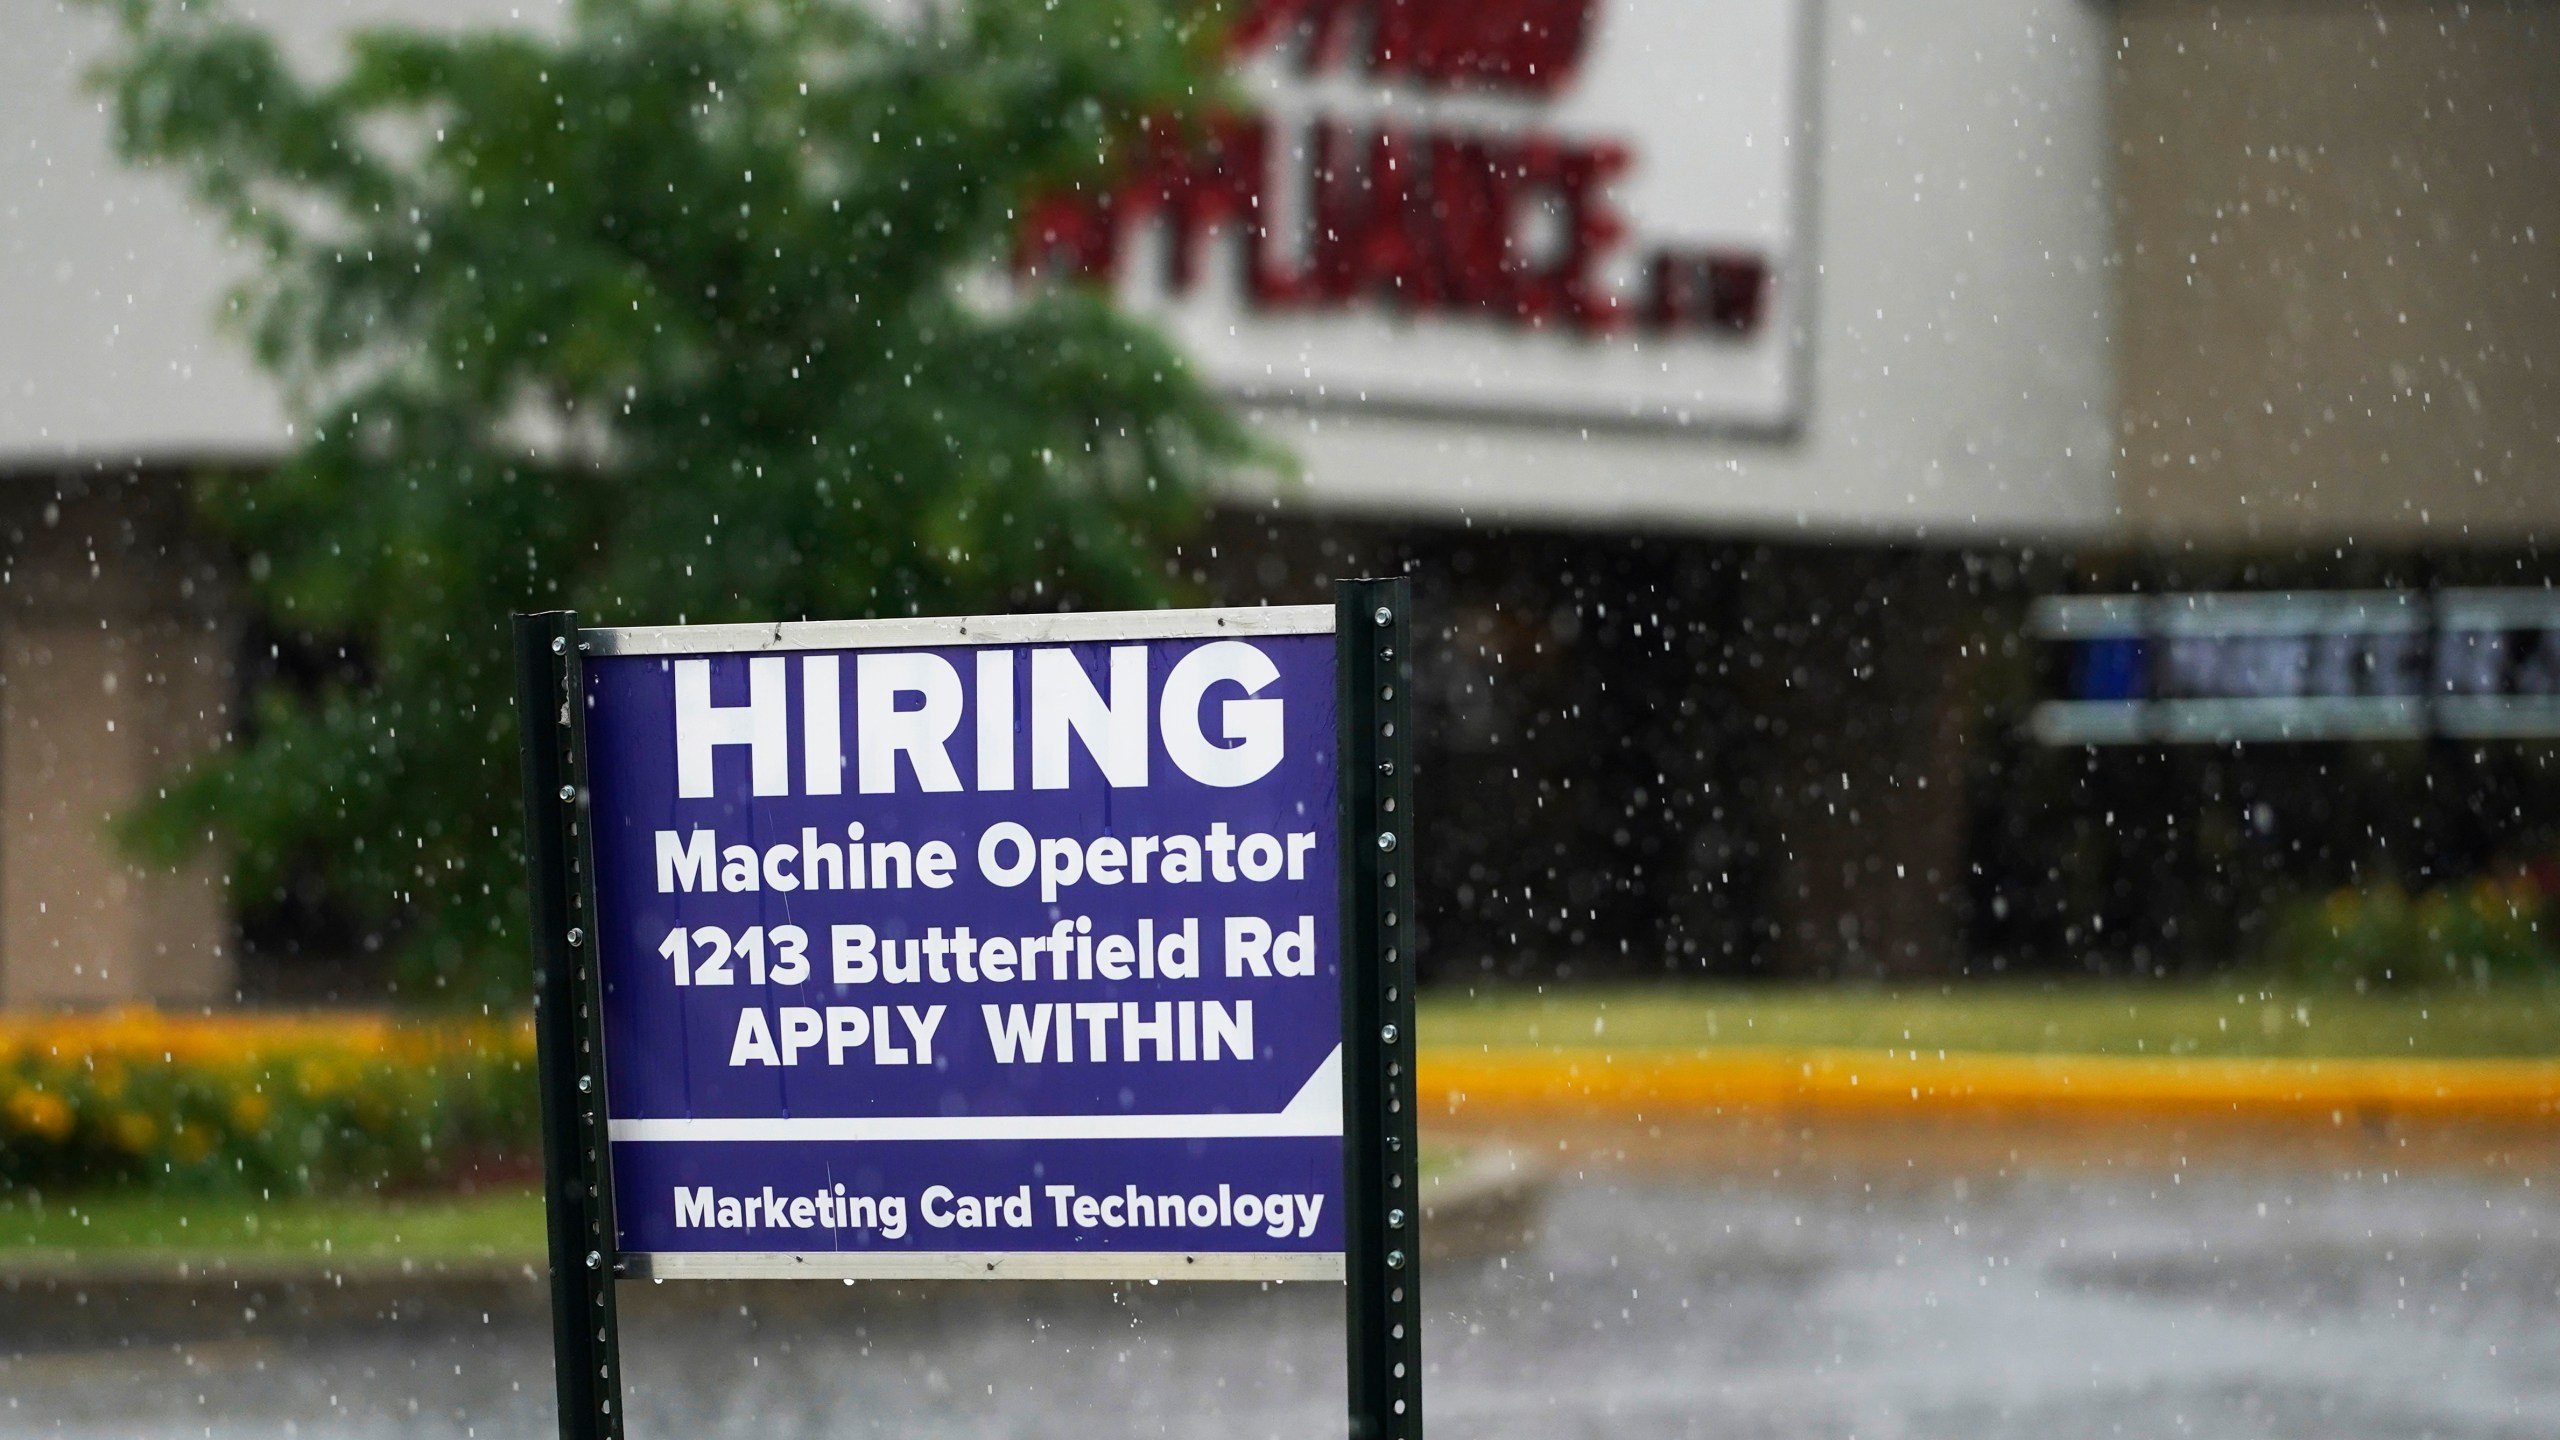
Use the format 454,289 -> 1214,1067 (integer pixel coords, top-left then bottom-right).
1336,578 -> 1422,1440
516,611 -> 626,1440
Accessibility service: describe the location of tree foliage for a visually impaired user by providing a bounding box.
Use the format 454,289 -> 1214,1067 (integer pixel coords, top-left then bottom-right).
91,0 -> 1260,1003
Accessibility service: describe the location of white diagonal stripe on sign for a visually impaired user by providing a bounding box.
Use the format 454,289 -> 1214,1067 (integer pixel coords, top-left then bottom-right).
607,1044 -> 1342,1144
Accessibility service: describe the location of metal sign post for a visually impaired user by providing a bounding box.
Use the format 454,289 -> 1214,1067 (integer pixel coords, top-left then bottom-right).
1336,579 -> 1423,1440
515,612 -> 626,1440
512,582 -> 1419,1440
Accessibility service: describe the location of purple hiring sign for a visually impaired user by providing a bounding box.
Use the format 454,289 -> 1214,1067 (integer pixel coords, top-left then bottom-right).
577,608 -> 1344,1281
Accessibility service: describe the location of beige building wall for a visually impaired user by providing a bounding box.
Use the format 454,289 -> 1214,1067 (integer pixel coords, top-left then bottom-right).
2115,0 -> 2560,544
0,476 -> 235,1009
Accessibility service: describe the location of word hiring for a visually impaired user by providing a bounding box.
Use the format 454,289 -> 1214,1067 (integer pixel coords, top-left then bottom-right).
669,639 -> 1290,798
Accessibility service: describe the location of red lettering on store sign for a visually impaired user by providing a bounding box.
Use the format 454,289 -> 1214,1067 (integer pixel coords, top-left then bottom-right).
1020,118 -> 1646,333
1230,0 -> 1598,95
1018,117 -> 1755,338
1647,250 -> 1771,335
1017,0 -> 1769,340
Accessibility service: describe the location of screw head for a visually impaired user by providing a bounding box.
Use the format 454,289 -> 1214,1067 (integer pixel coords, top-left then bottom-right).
566,927 -> 585,947
1377,832 -> 1397,853
1386,1248 -> 1406,1270
557,783 -> 576,802
585,1249 -> 602,1269
577,1074 -> 593,1093
551,636 -> 568,655
1374,605 -> 1392,626
1388,1207 -> 1406,1229
1381,1023 -> 1399,1044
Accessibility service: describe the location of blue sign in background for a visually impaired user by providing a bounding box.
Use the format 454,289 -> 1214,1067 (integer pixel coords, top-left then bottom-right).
581,628 -> 1343,1256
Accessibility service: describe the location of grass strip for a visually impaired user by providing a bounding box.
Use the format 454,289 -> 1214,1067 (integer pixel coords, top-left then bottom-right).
0,1188 -> 545,1270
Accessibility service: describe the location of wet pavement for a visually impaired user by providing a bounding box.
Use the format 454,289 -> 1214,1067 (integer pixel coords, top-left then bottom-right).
5,1156 -> 2556,1439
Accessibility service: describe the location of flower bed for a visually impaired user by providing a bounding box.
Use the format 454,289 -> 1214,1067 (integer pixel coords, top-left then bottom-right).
2268,872 -> 2560,990
0,1010 -> 536,1196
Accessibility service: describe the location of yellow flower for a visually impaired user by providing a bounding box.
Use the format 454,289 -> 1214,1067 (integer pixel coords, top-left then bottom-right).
228,1091 -> 271,1133
111,1110 -> 157,1155
170,1122 -> 215,1164
4,1087 -> 74,1143
295,1057 -> 343,1100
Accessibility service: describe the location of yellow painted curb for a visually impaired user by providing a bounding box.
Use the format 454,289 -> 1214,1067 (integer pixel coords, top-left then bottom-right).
1418,1047 -> 2560,1124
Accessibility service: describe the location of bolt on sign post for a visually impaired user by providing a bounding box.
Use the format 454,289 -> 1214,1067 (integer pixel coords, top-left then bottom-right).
513,581 -> 1420,1440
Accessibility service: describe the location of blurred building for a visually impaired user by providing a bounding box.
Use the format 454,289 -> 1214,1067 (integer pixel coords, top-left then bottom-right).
1,0 -> 2553,1003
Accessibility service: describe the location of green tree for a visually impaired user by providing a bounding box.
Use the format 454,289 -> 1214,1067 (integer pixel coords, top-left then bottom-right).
91,0 -> 1259,1004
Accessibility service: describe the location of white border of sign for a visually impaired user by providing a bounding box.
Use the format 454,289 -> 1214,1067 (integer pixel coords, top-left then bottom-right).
582,604 -> 1337,656
628,1251 -> 1347,1282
